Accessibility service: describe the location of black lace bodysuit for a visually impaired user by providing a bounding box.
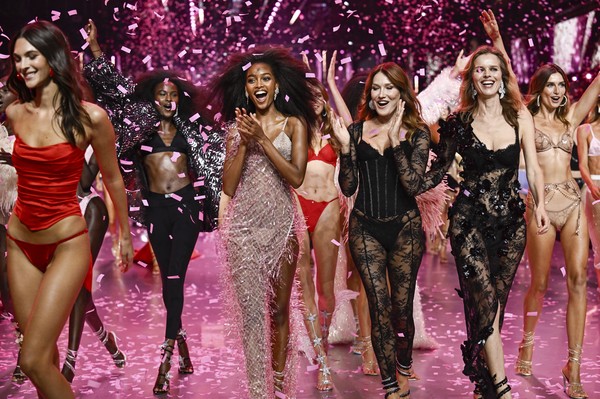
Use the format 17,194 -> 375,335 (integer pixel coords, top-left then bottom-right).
339,121 -> 431,395
432,114 -> 526,397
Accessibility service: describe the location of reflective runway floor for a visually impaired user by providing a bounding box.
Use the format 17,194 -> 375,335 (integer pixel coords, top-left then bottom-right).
1,232 -> 599,398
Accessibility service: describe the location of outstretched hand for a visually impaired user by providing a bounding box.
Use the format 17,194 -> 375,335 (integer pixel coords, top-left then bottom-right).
330,113 -> 350,149
324,50 -> 338,87
450,49 -> 471,79
480,9 -> 500,41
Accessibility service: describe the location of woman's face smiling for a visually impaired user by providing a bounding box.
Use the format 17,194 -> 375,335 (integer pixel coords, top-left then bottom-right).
12,38 -> 53,90
539,72 -> 567,111
245,62 -> 277,111
370,72 -> 400,118
153,80 -> 179,119
471,53 -> 503,99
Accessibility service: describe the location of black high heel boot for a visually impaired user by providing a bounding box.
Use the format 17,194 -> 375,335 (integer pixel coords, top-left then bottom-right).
176,329 -> 194,374
153,340 -> 174,395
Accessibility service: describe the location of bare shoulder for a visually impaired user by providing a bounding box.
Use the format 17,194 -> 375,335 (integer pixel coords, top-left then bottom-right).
82,101 -> 109,125
286,116 -> 306,133
5,100 -> 25,120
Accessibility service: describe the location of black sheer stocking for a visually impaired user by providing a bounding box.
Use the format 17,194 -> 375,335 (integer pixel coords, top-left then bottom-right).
349,209 -> 424,387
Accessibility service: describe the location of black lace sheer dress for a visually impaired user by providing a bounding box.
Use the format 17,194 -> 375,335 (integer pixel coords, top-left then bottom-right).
432,114 -> 526,398
338,121 -> 431,396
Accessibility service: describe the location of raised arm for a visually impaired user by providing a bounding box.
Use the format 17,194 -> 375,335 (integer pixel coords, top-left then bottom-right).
85,102 -> 133,270
324,51 -> 353,127
480,9 -> 522,103
519,108 -> 549,234
570,72 -> 600,128
333,117 -> 359,197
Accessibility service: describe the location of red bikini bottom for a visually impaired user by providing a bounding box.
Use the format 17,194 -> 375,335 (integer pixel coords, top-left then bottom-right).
297,195 -> 337,233
7,229 -> 93,291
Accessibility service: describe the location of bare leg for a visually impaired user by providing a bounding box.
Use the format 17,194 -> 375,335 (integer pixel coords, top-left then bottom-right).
271,237 -> 299,393
561,211 -> 589,396
8,232 -> 90,399
517,214 -> 555,375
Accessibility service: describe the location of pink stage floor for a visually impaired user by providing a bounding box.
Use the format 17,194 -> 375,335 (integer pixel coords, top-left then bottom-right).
1,232 -> 599,398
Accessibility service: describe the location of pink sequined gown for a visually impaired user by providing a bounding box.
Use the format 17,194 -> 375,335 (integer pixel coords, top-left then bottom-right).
219,127 -> 305,399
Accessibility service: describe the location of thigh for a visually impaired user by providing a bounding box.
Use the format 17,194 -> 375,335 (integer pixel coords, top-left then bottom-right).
272,236 -> 299,314
312,203 -> 341,291
18,234 -> 90,354
7,240 -> 43,331
526,214 -> 556,284
561,207 -> 589,277
85,197 -> 109,262
388,216 -> 424,307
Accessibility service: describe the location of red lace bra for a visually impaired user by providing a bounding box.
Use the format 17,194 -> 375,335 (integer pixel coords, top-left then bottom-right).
307,142 -> 337,167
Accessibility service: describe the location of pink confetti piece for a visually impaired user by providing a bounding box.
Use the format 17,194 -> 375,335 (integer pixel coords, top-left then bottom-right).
178,50 -> 187,58
189,113 -> 201,123
129,206 -> 140,212
123,117 -> 132,125
68,9 -> 78,16
142,199 -> 149,206
120,159 -> 133,165
378,43 -> 387,56
194,180 -> 205,187
79,28 -> 88,40
305,72 -> 316,78
285,95 -> 290,102
526,312 -> 538,316
128,23 -> 138,30
198,211 -> 204,221
150,223 -> 154,233
306,364 -> 319,371
142,55 -> 152,64
167,275 -> 180,279
321,134 -> 331,140
298,35 -> 310,44
121,46 -> 132,54
141,145 -> 153,152
398,332 -> 405,337
138,261 -> 148,268
117,85 -> 128,94
96,274 -> 105,283
560,267 -> 566,277
331,239 -> 341,246
275,391 -> 286,399
333,25 -> 341,32
202,143 -> 211,152
463,190 -> 470,197
177,173 -> 186,178
528,38 -> 534,47
592,199 -> 600,205
170,193 -> 183,201
171,152 -> 181,162
209,298 -> 219,304
242,62 -> 252,71
340,56 -> 352,64
368,28 -> 373,34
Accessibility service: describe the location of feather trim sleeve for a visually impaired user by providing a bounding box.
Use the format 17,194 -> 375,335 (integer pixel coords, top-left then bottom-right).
417,67 -> 461,125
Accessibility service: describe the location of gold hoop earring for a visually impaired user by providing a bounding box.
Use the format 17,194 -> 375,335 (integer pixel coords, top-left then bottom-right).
559,95 -> 568,107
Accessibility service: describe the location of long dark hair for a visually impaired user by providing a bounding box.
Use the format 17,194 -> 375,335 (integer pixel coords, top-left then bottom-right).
8,21 -> 90,145
457,46 -> 520,128
358,62 -> 427,141
341,72 -> 367,121
526,63 -> 570,129
210,46 -> 317,143
134,70 -> 200,120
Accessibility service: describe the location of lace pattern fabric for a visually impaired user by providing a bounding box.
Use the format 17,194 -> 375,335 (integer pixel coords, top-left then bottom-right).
433,114 -> 526,396
219,127 -> 305,398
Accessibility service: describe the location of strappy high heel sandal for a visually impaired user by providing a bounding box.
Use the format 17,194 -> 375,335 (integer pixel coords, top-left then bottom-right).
274,369 -> 285,395
515,330 -> 534,376
561,345 -> 588,399
96,327 -> 126,368
61,349 -> 78,383
176,328 -> 194,374
494,377 -> 511,398
359,336 -> 379,376
305,312 -> 333,391
383,379 -> 409,398
12,329 -> 27,383
153,340 -> 174,395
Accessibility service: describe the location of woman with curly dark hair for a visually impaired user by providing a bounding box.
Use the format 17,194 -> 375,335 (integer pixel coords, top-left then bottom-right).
212,46 -> 316,398
82,20 -> 223,395
5,20 -> 133,398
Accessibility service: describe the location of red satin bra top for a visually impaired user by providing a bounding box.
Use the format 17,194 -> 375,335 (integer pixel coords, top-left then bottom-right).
12,136 -> 85,231
307,142 -> 337,167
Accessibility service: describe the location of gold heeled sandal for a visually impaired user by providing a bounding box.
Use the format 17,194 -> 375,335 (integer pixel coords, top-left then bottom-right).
359,336 -> 379,376
515,330 -> 534,376
561,345 -> 588,399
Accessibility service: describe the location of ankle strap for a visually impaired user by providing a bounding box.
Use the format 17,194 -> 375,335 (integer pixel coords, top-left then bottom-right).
176,328 -> 188,343
494,376 -> 511,398
568,344 -> 582,364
